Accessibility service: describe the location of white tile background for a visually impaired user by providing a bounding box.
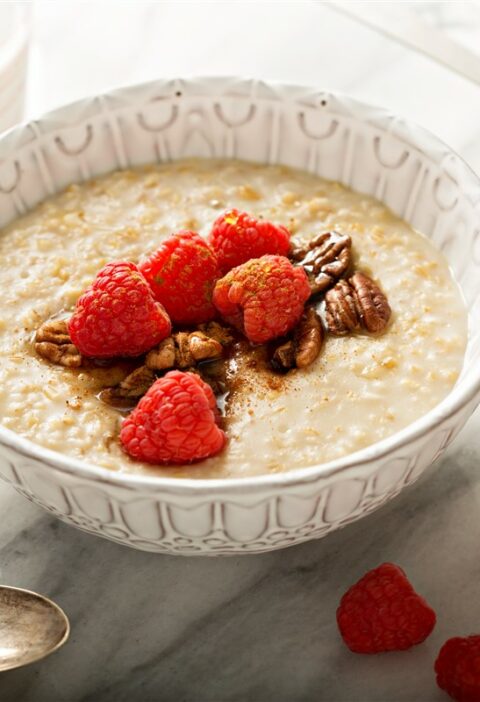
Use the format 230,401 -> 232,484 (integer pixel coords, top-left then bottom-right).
22,2 -> 480,159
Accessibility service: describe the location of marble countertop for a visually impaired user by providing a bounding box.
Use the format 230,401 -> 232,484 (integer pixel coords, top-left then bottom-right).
2,2 -> 480,700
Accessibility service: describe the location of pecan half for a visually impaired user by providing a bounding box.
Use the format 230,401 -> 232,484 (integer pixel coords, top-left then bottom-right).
174,332 -> 195,369
188,332 -> 223,362
291,231 -> 352,295
324,280 -> 361,335
35,319 -> 71,345
294,307 -> 325,368
349,272 -> 391,333
34,319 -> 82,368
146,330 -> 225,371
271,340 -> 296,372
145,337 -> 175,371
99,366 -> 156,408
271,308 -> 324,372
325,273 -> 391,335
198,321 -> 235,347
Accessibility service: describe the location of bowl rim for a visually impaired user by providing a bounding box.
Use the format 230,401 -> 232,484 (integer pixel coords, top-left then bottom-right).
1,75 -> 480,495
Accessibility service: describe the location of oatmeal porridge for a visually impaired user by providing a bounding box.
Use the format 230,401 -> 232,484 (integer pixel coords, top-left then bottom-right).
0,159 -> 467,478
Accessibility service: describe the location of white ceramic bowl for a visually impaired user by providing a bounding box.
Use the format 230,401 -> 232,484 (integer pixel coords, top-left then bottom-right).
0,77 -> 479,555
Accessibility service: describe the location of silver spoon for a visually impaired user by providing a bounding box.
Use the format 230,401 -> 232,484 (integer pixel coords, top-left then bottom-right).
0,585 -> 70,671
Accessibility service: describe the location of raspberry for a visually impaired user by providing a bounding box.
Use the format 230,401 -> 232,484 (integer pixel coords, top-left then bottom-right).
336,563 -> 436,654
120,371 -> 226,464
68,261 -> 171,358
208,209 -> 291,273
213,255 -> 310,344
139,230 -> 220,324
435,636 -> 480,701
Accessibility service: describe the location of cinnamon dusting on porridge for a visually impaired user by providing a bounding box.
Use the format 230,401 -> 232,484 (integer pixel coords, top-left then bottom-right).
0,159 -> 467,478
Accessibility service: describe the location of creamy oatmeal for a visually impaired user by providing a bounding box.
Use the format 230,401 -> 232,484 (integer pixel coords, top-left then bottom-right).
0,159 -> 467,478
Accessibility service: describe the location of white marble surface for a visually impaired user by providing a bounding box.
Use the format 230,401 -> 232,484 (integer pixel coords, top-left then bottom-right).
2,2 -> 480,700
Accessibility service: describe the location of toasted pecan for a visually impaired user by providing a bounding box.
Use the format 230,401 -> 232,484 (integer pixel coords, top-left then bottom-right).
198,321 -> 235,347
349,272 -> 391,333
99,366 -> 156,408
146,331 -> 225,371
34,319 -> 82,368
188,332 -> 223,362
294,307 -> 324,368
271,307 -> 324,372
324,280 -> 361,335
325,273 -> 391,335
145,337 -> 176,371
271,340 -> 296,372
291,231 -> 352,295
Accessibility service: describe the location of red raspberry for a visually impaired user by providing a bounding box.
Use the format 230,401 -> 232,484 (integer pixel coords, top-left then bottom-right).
139,230 -> 220,324
120,371 -> 226,464
336,563 -> 436,654
435,636 -> 480,701
208,209 -> 291,273
68,261 -> 171,358
213,254 -> 310,344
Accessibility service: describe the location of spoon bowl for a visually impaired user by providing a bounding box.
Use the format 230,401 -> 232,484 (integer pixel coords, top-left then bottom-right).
0,585 -> 69,671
